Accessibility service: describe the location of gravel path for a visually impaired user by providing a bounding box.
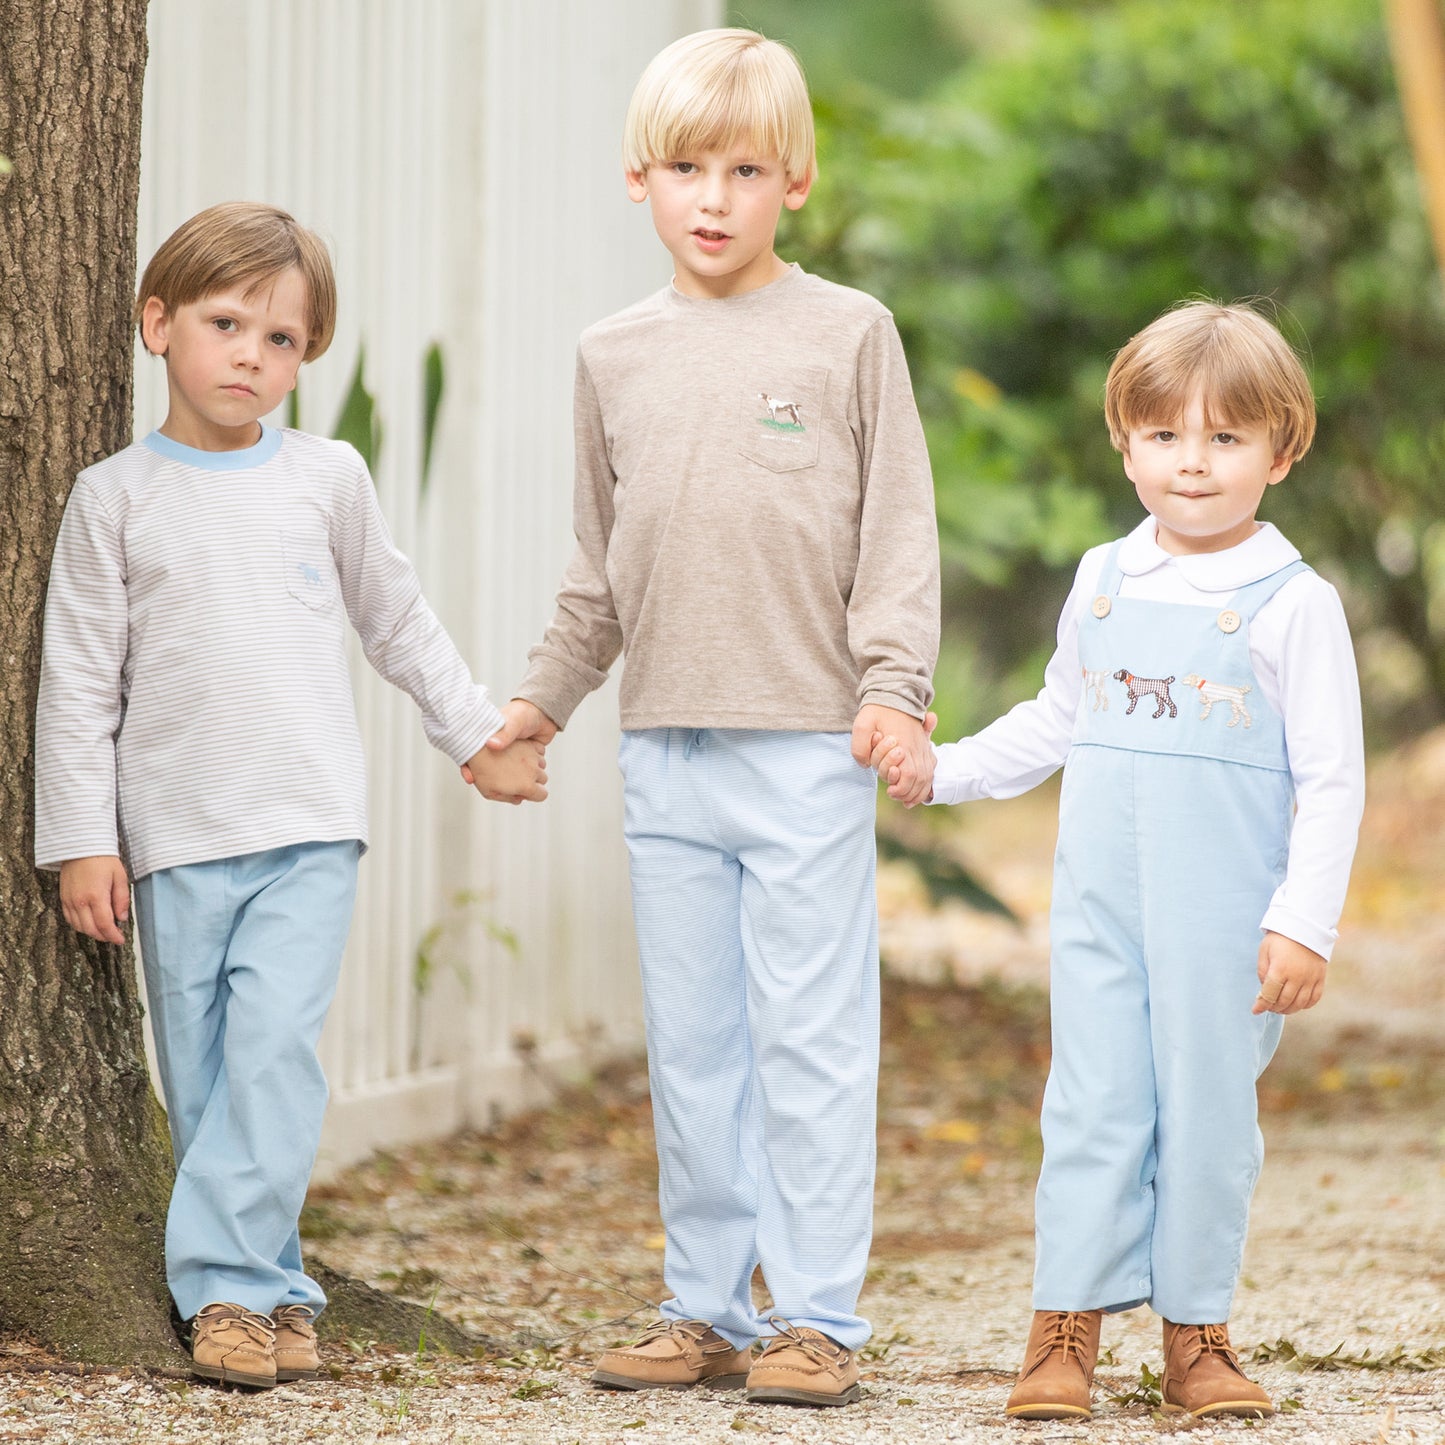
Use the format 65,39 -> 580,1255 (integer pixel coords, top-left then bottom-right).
1,1104 -> 1438,1443
1,747 -> 1439,1443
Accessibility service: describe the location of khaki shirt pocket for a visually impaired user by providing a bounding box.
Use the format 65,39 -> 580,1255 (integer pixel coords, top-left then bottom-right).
738,367 -> 828,473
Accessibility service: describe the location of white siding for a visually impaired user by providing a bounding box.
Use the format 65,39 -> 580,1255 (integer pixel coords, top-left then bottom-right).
135,0 -> 720,1174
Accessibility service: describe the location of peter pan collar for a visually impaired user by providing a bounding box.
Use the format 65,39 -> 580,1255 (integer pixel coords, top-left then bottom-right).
1116,517 -> 1302,592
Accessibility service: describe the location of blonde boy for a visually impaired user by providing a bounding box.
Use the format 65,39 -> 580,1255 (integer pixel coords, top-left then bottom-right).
35,203 -> 545,1387
878,301 -> 1364,1418
479,30 -> 939,1406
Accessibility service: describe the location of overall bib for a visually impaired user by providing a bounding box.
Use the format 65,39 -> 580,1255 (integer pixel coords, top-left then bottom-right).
1034,545 -> 1307,1323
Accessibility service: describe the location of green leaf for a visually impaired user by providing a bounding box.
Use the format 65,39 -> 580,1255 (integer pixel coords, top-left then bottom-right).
333,347 -> 381,473
420,342 -> 445,497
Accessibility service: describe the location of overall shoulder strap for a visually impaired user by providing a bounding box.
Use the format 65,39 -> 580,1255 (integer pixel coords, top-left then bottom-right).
1093,540 -> 1127,598
1228,559 -> 1313,621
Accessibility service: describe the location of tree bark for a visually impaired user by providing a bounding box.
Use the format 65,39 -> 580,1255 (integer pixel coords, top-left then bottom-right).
1385,0 -> 1445,285
0,0 -> 183,1365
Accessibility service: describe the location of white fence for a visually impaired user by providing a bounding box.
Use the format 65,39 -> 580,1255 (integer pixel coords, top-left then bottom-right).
135,0 -> 720,1174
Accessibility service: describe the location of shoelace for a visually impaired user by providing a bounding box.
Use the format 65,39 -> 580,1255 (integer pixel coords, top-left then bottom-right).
1033,1311 -> 1094,1366
1185,1323 -> 1242,1368
196,1304 -> 275,1349
626,1318 -> 734,1355
761,1316 -> 847,1366
273,1305 -> 317,1336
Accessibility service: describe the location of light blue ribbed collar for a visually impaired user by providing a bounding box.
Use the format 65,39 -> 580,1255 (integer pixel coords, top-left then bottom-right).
143,425 -> 283,471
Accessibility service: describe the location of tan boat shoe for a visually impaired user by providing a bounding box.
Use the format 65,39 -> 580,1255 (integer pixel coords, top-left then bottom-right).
744,1317 -> 860,1408
1162,1320 -> 1274,1418
271,1304 -> 321,1381
189,1301 -> 277,1389
1005,1309 -> 1102,1419
591,1318 -> 753,1391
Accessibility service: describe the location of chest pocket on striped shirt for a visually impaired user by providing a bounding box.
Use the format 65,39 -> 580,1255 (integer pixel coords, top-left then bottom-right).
738,367 -> 827,473
281,530 -> 336,612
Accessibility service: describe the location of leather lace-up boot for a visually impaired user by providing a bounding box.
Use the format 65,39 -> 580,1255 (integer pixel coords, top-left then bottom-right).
1161,1320 -> 1274,1417
1005,1309 -> 1103,1419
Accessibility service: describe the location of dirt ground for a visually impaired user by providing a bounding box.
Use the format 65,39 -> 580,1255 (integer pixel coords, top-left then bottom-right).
0,738 -> 1440,1443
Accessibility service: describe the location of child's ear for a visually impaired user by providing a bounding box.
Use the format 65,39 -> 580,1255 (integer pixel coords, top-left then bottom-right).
625,169 -> 649,204
783,171 -> 813,212
1267,453 -> 1293,486
139,296 -> 170,356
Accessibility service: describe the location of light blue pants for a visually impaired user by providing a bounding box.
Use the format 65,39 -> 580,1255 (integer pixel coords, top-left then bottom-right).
1036,750 -> 1286,1322
619,729 -> 880,1350
134,840 -> 359,1320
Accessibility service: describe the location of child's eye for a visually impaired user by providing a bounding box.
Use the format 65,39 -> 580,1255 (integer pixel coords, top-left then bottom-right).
1213,432 -> 1239,445
669,161 -> 697,175
213,318 -> 237,333
735,164 -> 760,178
1152,430 -> 1176,443
270,333 -> 296,349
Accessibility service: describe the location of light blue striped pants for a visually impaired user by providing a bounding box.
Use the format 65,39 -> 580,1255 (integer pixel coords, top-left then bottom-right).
619,728 -> 880,1350
135,840 -> 359,1321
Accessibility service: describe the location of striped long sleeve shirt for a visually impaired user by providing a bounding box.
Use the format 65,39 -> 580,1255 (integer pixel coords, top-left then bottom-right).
35,427 -> 502,880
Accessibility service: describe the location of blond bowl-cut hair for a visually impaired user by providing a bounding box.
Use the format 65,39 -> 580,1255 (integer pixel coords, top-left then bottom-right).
1105,301 -> 1316,463
134,202 -> 338,362
623,28 -> 816,186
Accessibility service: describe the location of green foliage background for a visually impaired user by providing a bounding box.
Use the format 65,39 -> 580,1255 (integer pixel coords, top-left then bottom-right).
733,0 -> 1445,745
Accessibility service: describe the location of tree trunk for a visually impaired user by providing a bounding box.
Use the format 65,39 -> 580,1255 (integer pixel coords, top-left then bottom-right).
0,0 -> 183,1366
1385,0 -> 1445,285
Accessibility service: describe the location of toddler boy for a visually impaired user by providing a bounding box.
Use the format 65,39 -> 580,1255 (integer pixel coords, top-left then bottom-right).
877,301 -> 1364,1419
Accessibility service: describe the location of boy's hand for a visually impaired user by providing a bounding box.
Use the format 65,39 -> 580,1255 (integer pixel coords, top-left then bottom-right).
487,698 -> 559,750
852,705 -> 935,808
462,696 -> 557,791
59,855 -> 131,945
464,737 -> 548,805
867,711 -> 939,807
1253,932 -> 1327,1015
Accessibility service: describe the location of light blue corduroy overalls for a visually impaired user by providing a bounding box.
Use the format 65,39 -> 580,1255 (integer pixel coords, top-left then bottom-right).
1034,544 -> 1309,1324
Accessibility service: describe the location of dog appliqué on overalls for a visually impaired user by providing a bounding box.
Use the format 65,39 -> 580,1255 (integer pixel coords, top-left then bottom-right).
1082,667 -> 1111,711
1113,669 -> 1177,719
1180,674 -> 1253,728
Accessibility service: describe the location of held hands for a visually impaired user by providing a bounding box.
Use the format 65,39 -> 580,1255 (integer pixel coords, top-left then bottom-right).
1253,931 -> 1327,1015
59,855 -> 131,944
459,699 -> 559,804
852,705 -> 937,808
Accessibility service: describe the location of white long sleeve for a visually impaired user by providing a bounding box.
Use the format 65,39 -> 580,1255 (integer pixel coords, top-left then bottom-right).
931,518 -> 1364,959
36,427 -> 502,880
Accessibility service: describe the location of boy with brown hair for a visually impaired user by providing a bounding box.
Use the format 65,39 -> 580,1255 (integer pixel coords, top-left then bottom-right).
35,202 -> 546,1387
877,300 -> 1364,1419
